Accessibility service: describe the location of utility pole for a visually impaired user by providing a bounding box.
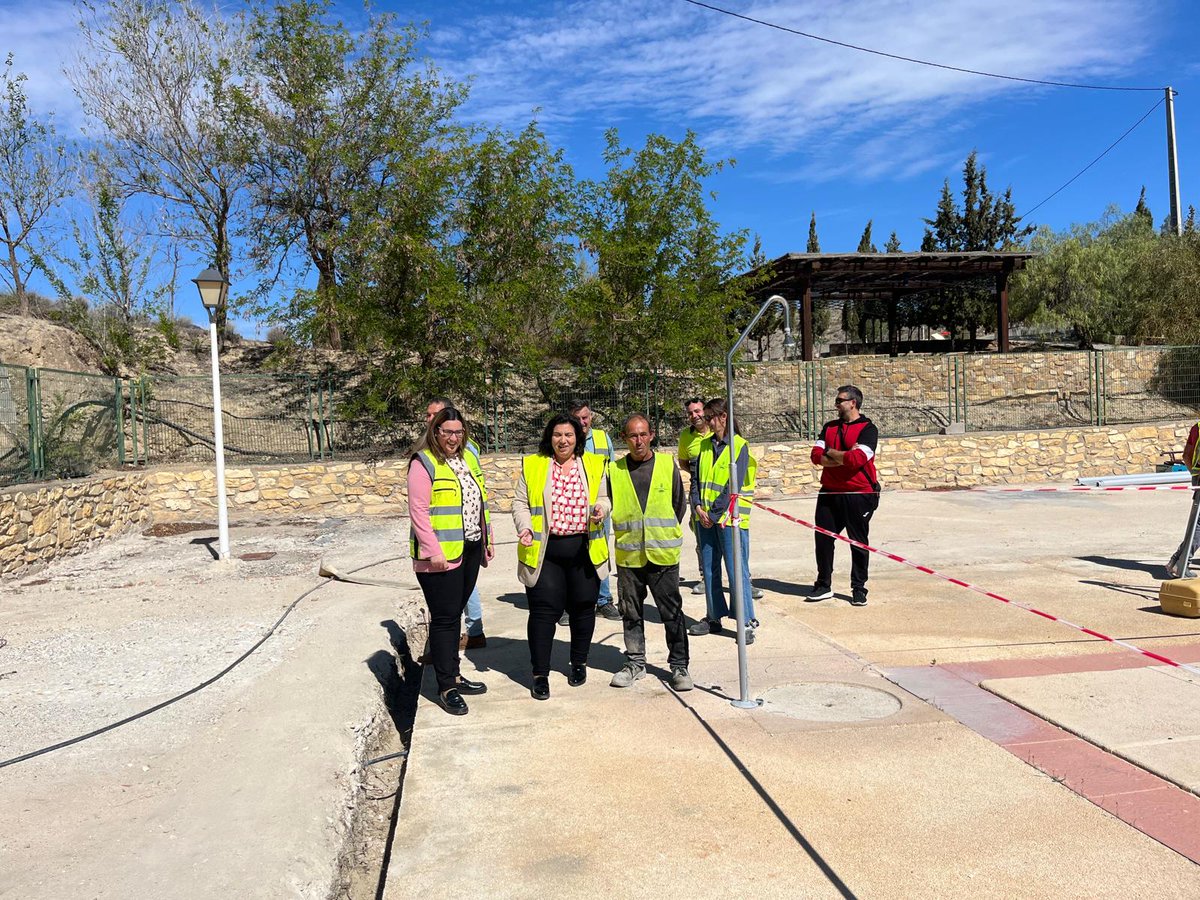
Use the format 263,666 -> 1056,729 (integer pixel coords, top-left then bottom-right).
1166,86 -> 1182,236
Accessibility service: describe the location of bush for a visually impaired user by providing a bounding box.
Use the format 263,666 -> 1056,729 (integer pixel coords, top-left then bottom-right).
266,325 -> 290,345
155,313 -> 182,350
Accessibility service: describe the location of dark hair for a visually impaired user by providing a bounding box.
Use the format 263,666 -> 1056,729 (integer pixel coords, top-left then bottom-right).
683,397 -> 703,408
417,408 -> 469,463
623,413 -> 652,434
837,385 -> 864,409
703,397 -> 742,437
566,399 -> 590,415
538,412 -> 585,458
427,396 -> 455,411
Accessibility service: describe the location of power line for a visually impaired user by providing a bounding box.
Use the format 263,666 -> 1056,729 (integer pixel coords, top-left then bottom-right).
680,0 -> 1164,92
1021,96 -> 1166,219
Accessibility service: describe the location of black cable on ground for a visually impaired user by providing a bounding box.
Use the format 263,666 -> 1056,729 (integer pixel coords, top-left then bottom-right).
0,554 -> 407,770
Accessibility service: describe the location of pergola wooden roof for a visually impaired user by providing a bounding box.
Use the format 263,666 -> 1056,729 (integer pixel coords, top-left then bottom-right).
742,251 -> 1037,359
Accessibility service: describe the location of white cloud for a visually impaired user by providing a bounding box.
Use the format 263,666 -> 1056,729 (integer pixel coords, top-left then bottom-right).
0,1 -> 85,132
430,0 -> 1158,180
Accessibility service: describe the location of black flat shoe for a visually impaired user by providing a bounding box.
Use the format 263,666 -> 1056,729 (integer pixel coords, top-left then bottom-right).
531,675 -> 550,700
568,663 -> 587,686
437,688 -> 468,716
455,677 -> 488,695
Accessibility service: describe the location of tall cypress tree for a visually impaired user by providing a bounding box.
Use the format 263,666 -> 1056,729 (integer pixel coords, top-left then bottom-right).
856,220 -> 878,253
885,231 -> 902,252
807,211 -> 820,253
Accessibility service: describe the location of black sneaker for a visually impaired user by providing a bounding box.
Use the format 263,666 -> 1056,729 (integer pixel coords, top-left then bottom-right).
568,663 -> 587,686
850,590 -> 868,607
806,584 -> 834,602
597,602 -> 621,620
531,675 -> 550,700
688,618 -> 723,636
436,688 -> 469,716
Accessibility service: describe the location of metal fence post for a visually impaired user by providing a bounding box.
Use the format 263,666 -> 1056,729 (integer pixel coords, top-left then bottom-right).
306,377 -> 315,459
129,379 -> 139,465
113,377 -> 126,465
25,368 -> 43,478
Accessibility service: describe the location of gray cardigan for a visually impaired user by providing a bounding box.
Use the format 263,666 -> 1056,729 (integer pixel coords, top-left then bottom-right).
512,455 -> 612,588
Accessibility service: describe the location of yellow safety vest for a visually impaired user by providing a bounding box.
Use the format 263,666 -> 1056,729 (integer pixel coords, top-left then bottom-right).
409,449 -> 490,562
611,452 -> 683,568
518,452 -> 609,569
1190,422 -> 1200,473
697,434 -> 757,529
589,427 -> 612,459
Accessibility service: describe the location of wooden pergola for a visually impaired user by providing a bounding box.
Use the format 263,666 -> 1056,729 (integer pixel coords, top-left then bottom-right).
743,251 -> 1037,360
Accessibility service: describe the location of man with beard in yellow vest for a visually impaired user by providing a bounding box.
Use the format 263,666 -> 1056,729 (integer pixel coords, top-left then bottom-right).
608,414 -> 693,691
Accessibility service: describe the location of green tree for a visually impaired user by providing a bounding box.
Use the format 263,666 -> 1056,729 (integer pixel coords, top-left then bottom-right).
1010,208 -> 1155,347
885,231 -> 902,253
806,211 -> 820,253
73,0 -> 249,345
234,0 -> 468,350
1133,186 -> 1153,231
856,220 -> 878,253
0,55 -> 72,316
921,150 -> 1034,348
571,129 -> 750,380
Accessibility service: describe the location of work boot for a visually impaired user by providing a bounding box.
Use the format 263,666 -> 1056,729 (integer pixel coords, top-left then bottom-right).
687,618 -> 723,636
669,666 -> 694,692
597,602 -> 621,620
609,664 -> 646,688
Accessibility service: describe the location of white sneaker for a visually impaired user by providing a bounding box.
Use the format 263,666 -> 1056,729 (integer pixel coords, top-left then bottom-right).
691,582 -> 706,595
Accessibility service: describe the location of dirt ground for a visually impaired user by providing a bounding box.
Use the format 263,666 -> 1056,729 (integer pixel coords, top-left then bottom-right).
0,514 -> 423,900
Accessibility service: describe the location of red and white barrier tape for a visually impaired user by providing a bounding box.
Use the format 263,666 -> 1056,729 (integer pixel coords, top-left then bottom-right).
751,498 -> 1200,677
778,484 -> 1199,497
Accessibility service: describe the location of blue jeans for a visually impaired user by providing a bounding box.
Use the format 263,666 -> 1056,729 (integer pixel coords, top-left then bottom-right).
698,524 -> 755,624
464,586 -> 484,636
597,516 -> 614,606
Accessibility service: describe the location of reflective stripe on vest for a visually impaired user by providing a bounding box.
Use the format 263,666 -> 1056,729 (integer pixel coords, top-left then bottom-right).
697,434 -> 757,529
611,452 -> 683,568
409,450 -> 490,562
518,452 -> 609,570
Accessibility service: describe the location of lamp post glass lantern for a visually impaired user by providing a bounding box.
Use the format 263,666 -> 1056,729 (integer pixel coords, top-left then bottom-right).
194,267 -> 231,561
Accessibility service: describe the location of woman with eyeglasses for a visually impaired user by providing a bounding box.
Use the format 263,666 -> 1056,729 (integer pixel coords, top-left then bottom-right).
687,398 -> 759,643
512,412 -> 611,700
407,407 -> 494,715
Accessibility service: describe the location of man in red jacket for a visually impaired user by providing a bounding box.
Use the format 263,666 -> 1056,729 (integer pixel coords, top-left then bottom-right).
808,385 -> 880,606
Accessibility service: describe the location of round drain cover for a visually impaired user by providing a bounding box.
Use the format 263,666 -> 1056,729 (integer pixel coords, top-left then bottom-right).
761,682 -> 901,722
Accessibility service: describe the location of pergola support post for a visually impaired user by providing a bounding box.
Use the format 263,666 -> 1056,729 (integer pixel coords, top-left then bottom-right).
888,292 -> 900,358
996,261 -> 1013,353
800,278 -> 814,361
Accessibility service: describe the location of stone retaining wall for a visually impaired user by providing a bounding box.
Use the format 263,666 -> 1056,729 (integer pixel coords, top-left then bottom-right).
2,420 -> 1192,576
0,474 -> 151,575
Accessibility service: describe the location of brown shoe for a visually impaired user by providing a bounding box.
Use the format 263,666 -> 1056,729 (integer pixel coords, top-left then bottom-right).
458,632 -> 468,652
465,634 -> 487,650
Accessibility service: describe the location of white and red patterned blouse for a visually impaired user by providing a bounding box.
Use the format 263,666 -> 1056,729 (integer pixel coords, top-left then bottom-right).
549,459 -> 590,536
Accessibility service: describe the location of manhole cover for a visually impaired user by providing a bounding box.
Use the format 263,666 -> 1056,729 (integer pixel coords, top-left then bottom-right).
761,682 -> 902,722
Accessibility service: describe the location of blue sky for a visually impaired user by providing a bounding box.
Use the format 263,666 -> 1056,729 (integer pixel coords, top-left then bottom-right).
4,0 -> 1199,333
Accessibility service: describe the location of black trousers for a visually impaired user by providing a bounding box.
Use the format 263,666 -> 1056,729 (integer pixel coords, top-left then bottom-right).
617,563 -> 689,668
416,539 -> 483,692
814,492 -> 874,594
526,534 -> 599,675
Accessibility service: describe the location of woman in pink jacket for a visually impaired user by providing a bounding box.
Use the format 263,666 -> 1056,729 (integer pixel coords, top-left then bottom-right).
408,408 -> 494,715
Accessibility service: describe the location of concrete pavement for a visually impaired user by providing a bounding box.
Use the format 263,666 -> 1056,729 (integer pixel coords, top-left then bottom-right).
385,490 -> 1200,898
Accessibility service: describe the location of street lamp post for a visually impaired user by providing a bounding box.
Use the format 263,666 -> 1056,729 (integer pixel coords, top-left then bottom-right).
193,267 -> 231,561
726,294 -> 795,709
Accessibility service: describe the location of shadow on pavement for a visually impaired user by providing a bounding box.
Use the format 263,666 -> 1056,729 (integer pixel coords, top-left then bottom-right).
1079,579 -> 1161,600
459,634 -> 629,691
1078,555 -> 1168,577
665,689 -> 859,899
